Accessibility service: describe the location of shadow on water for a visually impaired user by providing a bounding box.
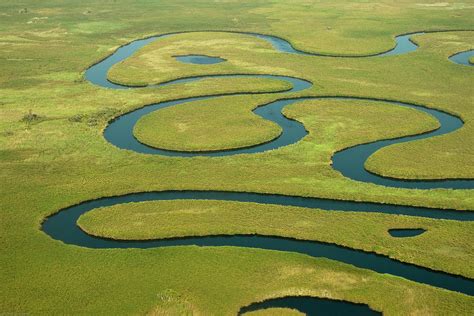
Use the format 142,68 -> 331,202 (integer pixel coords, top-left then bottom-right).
388,228 -> 426,237
238,296 -> 381,315
174,54 -> 226,64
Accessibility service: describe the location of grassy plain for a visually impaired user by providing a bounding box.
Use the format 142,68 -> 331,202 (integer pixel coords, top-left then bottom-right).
1,0 -> 473,314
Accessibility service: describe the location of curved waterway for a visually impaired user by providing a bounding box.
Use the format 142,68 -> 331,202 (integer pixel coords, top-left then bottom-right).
91,31 -> 474,188
43,31 -> 474,313
238,296 -> 381,315
449,49 -> 474,66
43,190 -> 474,296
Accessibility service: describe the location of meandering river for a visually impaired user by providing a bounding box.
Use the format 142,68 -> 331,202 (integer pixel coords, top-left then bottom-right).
44,31 -> 474,314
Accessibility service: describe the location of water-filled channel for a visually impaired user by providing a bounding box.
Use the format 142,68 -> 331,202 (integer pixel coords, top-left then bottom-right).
45,30 -> 474,313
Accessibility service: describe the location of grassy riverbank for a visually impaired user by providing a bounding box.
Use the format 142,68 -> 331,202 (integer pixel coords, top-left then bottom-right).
134,94 -> 285,152
112,30 -> 474,179
1,0 -> 473,314
78,200 -> 474,277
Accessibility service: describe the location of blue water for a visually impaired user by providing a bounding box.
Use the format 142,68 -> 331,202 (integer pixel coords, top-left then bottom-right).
377,33 -> 422,57
238,296 -> 381,315
388,228 -> 426,238
42,190 -> 474,295
92,31 -> 473,188
103,76 -> 310,157
174,54 -> 225,64
43,30 -> 474,312
252,31 -> 423,57
449,49 -> 474,66
331,100 -> 472,189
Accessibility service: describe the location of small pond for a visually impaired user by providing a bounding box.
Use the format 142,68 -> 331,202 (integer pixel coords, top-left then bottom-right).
388,228 -> 426,238
174,54 -> 225,64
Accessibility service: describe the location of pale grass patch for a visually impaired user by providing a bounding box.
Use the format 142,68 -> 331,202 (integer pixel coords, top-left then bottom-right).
147,290 -> 200,316
0,35 -> 36,42
416,2 -> 450,7
6,58 -> 35,61
277,266 -> 317,279
410,91 -> 435,97
335,78 -> 388,88
26,16 -> 49,24
416,2 -> 474,9
35,8 -> 64,15
243,307 -> 304,316
433,245 -> 467,258
169,207 -> 217,215
318,270 -> 359,287
25,28 -> 68,38
293,220 -> 315,228
176,122 -> 189,132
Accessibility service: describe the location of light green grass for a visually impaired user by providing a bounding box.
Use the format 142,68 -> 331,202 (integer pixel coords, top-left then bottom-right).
1,0 -> 474,314
134,90 -> 285,152
243,307 -> 304,316
364,32 -> 474,179
78,200 -> 474,278
111,30 -> 474,179
133,89 -> 440,153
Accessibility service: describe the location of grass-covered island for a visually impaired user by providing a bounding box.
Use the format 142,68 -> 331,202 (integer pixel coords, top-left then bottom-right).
1,0 -> 473,315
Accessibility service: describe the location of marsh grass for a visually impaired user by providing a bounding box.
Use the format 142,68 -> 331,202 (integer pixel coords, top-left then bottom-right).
69,107 -> 120,126
1,0 -> 474,314
112,31 -> 474,179
78,199 -> 474,278
242,307 -> 303,316
134,95 -> 283,151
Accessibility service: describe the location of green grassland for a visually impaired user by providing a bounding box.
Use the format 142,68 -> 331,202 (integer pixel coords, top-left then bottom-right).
78,200 -> 473,277
134,94 -> 286,152
133,96 -> 438,152
111,30 -> 474,179
1,0 -> 474,314
244,308 -> 303,316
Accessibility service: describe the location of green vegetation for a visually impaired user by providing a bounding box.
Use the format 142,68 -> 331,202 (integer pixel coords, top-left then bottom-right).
133,93 -> 439,153
78,200 -> 474,277
111,30 -> 474,179
1,0 -> 473,314
20,110 -> 42,123
243,307 -> 304,316
146,289 -> 198,315
364,32 -> 474,179
134,91 -> 286,152
69,107 -> 120,126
